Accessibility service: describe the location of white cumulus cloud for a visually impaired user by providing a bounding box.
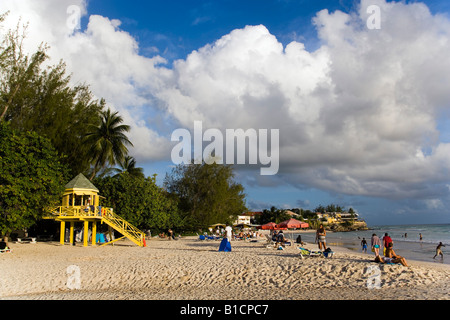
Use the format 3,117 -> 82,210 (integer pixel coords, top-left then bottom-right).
2,0 -> 450,201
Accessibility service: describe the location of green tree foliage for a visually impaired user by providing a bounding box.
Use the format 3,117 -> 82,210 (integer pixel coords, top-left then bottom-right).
254,206 -> 291,225
0,16 -> 105,175
0,14 -> 145,237
84,109 -> 133,180
94,174 -> 180,232
314,204 -> 344,213
164,162 -> 247,229
112,156 -> 144,179
0,17 -> 47,122
0,123 -> 69,234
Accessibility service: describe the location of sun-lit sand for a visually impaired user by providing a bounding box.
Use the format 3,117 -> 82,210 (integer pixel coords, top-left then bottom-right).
1,234 -> 449,300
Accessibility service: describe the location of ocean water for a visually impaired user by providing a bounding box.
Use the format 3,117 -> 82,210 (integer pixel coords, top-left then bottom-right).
293,224 -> 450,265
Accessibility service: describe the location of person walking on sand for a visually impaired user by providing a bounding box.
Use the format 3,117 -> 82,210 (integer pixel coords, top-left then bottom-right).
371,233 -> 381,257
316,224 -> 327,251
433,242 -> 445,260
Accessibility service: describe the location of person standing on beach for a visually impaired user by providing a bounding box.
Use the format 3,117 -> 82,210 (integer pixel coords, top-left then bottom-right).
316,225 -> 327,251
433,242 -> 445,260
225,225 -> 232,242
371,234 -> 381,257
383,233 -> 393,255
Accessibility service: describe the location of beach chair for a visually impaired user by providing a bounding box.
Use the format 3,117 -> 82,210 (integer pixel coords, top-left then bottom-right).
298,247 -> 323,259
0,248 -> 12,254
17,237 -> 37,244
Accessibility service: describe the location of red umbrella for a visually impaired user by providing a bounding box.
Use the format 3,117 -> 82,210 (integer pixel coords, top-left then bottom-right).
300,222 -> 309,229
259,222 -> 278,230
278,218 -> 309,229
277,218 -> 308,242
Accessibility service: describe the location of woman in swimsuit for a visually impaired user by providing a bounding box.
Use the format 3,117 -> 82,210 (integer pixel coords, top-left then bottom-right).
385,242 -> 409,267
316,224 -> 327,251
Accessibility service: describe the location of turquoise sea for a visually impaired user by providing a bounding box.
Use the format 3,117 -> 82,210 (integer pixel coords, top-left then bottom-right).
294,224 -> 450,265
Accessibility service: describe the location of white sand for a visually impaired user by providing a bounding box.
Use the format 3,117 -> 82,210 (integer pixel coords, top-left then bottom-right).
1,235 -> 449,300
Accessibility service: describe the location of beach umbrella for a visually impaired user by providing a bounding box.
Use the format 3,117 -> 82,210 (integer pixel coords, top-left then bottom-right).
278,218 -> 303,229
259,222 -> 278,230
277,218 -> 308,242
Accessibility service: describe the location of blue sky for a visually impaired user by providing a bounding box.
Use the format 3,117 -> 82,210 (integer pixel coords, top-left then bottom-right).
83,0 -> 450,60
83,0 -> 450,226
85,0 -> 351,59
2,0 -> 450,226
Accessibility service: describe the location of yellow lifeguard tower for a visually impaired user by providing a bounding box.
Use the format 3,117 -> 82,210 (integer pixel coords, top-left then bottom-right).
45,173 -> 146,247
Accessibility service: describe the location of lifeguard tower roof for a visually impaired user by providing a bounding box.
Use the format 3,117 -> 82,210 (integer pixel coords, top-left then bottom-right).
65,173 -> 99,192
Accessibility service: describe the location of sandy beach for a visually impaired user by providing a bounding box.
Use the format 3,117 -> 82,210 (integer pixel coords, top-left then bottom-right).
1,233 -> 449,301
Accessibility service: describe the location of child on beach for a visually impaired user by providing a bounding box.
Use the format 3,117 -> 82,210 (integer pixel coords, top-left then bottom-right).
361,238 -> 368,253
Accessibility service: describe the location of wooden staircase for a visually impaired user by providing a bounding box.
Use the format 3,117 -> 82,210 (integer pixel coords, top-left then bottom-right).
100,207 -> 146,247
46,206 -> 146,247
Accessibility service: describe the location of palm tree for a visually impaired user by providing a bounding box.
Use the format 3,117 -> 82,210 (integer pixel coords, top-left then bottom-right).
84,108 -> 133,180
113,155 -> 144,178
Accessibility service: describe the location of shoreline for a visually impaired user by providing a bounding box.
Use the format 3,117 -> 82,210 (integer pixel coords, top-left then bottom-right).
1,235 -> 449,300
286,229 -> 450,269
288,228 -> 450,266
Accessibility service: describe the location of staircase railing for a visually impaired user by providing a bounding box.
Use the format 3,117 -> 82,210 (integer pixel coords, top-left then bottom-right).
100,208 -> 146,247
46,206 -> 146,247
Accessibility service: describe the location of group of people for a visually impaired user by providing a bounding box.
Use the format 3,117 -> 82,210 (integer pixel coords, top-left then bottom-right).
368,233 -> 409,267
159,229 -> 178,240
362,233 -> 446,264
271,230 -> 291,247
236,231 -> 262,240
